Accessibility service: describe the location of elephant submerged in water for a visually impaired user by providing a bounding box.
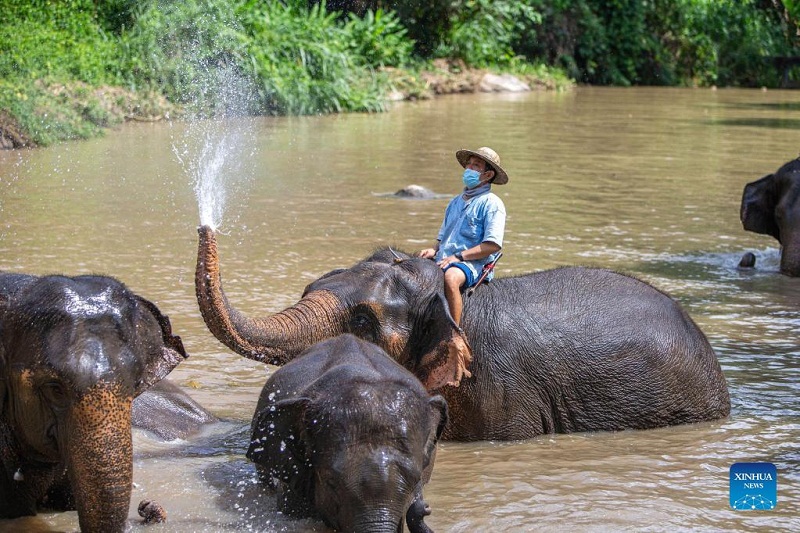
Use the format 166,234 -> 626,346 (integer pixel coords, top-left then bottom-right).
196,226 -> 730,441
0,273 -> 190,532
741,157 -> 800,276
248,334 -> 447,533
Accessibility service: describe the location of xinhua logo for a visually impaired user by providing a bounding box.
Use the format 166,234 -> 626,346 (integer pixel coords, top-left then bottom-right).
730,462 -> 777,510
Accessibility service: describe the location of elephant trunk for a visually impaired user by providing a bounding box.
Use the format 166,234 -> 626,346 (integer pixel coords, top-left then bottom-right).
352,512 -> 404,533
66,385 -> 133,533
196,225 -> 346,365
779,231 -> 800,276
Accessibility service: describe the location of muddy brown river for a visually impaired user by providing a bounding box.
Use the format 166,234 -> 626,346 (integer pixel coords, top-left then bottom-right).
0,87 -> 798,532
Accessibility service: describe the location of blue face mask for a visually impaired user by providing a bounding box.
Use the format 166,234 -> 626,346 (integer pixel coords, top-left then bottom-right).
462,168 -> 481,188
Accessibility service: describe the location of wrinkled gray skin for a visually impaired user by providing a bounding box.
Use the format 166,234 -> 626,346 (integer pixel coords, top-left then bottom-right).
196,227 -> 731,442
741,157 -> 800,276
247,335 -> 447,533
0,273 -> 189,532
132,379 -> 217,441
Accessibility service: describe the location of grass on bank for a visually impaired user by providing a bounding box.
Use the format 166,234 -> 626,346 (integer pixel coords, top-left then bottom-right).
0,0 -> 567,148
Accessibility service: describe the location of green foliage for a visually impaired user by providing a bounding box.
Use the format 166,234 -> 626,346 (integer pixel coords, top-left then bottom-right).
120,0 -> 255,116
0,79 -> 104,146
0,0 -> 124,85
343,9 -> 415,67
4,0 -> 796,147
379,0 -> 452,57
511,0 -> 792,87
437,0 -> 542,67
238,0 -> 386,114
680,0 -> 784,87
94,0 -> 141,33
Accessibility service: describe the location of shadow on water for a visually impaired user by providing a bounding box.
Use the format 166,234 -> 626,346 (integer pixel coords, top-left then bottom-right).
129,421 -> 332,532
724,101 -> 800,112
133,420 -> 250,460
706,117 -> 800,129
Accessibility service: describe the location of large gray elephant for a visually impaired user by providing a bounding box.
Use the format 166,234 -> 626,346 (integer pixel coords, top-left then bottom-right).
741,157 -> 800,276
0,273 -> 189,532
196,226 -> 731,441
248,334 -> 447,533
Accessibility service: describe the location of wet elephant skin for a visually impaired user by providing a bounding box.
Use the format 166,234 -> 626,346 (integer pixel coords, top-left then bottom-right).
0,273 -> 187,532
741,157 -> 800,276
247,334 -> 447,533
196,227 -> 731,442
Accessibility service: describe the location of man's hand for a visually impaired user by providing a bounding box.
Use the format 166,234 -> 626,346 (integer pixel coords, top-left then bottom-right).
437,255 -> 461,268
417,248 -> 437,259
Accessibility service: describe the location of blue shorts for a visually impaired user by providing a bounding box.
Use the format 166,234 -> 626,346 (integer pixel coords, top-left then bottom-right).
445,263 -> 477,287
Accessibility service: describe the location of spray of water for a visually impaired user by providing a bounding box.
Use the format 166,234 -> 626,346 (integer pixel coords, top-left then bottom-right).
172,63 -> 259,231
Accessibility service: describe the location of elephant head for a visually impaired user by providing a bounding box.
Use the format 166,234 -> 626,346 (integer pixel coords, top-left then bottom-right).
246,335 -> 449,533
741,157 -> 800,276
195,225 -> 471,390
0,274 -> 187,532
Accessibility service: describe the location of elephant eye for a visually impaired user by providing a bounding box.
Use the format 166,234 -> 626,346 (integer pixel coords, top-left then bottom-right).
349,311 -> 377,342
40,381 -> 70,408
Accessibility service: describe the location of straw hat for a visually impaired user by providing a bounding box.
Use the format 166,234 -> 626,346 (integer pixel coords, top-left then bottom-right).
456,146 -> 509,185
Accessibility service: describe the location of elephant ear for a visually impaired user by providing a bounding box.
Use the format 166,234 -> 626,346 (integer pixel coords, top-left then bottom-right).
247,397 -> 312,484
133,295 -> 189,396
0,275 -> 28,417
741,173 -> 781,241
407,290 -> 472,391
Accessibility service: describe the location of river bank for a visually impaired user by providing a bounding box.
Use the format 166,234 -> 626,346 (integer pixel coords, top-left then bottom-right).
0,60 -> 570,150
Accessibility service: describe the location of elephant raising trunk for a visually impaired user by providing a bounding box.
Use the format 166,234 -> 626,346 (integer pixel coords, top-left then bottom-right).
195,226 -> 347,365
195,225 -> 472,389
195,225 -> 730,442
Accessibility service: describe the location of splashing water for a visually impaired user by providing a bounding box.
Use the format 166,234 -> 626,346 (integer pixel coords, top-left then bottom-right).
172,65 -> 259,231
174,122 -> 251,230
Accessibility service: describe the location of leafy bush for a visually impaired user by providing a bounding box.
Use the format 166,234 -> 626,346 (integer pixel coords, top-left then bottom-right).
343,9 -> 415,67
510,0 -> 791,87
238,0 -> 387,114
0,0 -> 124,85
119,0 -> 256,116
0,79 -> 104,146
437,0 -> 542,67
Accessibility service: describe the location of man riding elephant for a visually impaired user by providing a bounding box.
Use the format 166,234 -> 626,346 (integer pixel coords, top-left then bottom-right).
417,146 -> 507,327
195,222 -> 731,441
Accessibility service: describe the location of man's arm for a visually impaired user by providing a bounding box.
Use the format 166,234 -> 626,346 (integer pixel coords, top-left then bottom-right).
456,241 -> 501,261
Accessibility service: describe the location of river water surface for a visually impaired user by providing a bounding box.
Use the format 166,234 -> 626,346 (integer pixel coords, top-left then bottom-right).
0,87 -> 798,532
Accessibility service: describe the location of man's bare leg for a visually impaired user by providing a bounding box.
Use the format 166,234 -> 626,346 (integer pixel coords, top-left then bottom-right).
443,267 -> 467,326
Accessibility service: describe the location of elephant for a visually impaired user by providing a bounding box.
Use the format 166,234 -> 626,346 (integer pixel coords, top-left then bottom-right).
195,225 -> 731,441
247,334 -> 447,533
131,379 -> 217,441
392,185 -> 444,199
1,273 -> 188,532
741,157 -> 800,276
738,251 -> 756,269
